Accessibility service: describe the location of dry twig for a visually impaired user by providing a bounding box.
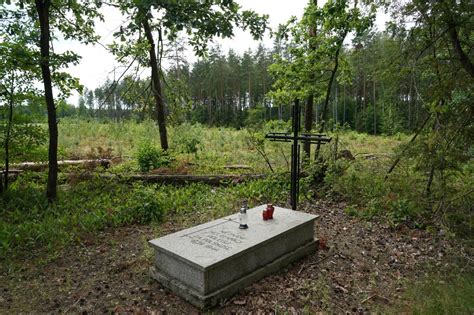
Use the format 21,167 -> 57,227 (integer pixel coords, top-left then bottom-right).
298,251 -> 336,275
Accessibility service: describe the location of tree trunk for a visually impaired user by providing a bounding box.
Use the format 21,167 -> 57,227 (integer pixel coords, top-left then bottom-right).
315,34 -> 346,160
303,95 -> 313,157
446,17 -> 474,78
334,83 -> 338,127
363,73 -> 366,119
74,173 -> 267,186
11,159 -> 110,172
343,85 -> 346,124
208,99 -> 213,126
425,115 -> 441,196
425,164 -> 435,196
142,17 -> 169,150
373,80 -> 376,135
36,0 -> 58,202
303,0 -> 317,158
318,41 -> 344,134
3,71 -> 14,192
408,75 -> 413,129
315,103 -> 318,125
248,71 -> 252,108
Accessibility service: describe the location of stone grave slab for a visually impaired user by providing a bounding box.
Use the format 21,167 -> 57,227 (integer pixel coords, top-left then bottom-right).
149,204 -> 319,308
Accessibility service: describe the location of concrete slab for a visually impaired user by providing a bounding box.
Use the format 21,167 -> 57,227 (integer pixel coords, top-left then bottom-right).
149,205 -> 318,308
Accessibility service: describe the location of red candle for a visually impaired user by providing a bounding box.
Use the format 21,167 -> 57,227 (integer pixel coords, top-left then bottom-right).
266,204 -> 274,219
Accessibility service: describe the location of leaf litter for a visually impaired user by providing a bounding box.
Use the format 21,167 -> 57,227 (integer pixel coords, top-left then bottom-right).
0,200 -> 469,313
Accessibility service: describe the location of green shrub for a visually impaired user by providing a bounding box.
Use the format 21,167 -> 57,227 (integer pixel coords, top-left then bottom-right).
182,137 -> 201,154
171,123 -> 203,154
136,142 -> 171,172
387,198 -> 418,226
344,205 -> 358,217
323,157 -> 427,226
0,120 -> 47,164
120,186 -> 165,224
262,120 -> 291,133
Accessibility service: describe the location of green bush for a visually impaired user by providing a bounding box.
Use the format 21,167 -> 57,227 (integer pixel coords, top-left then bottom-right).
0,119 -> 48,164
136,142 -> 171,172
323,157 -> 426,226
171,123 -> 203,154
120,185 -> 165,224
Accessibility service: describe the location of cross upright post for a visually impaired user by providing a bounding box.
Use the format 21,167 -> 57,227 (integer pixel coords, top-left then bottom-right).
290,99 -> 301,210
266,99 -> 331,210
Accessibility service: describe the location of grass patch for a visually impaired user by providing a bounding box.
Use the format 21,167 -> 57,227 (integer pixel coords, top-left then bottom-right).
55,119 -> 405,175
57,119 -> 291,174
390,267 -> 474,314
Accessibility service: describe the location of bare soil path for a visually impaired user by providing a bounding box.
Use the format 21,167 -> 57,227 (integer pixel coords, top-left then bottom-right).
1,201 -> 464,314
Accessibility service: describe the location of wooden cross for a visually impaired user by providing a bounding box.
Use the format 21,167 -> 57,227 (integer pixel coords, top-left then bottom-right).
265,99 -> 331,210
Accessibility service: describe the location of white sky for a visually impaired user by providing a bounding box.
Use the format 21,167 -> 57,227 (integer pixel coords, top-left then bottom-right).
58,0 -> 388,105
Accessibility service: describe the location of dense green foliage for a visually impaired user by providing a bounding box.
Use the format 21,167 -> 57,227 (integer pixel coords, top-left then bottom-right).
0,118 -> 47,163
136,142 -> 171,172
330,155 -> 473,237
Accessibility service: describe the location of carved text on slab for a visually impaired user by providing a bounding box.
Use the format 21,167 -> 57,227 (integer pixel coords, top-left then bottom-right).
187,230 -> 246,252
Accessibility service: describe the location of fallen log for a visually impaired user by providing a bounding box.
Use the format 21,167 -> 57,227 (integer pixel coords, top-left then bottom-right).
2,170 -> 267,186
355,153 -> 393,160
75,173 -> 266,185
2,169 -> 23,174
9,159 -> 110,172
223,165 -> 252,170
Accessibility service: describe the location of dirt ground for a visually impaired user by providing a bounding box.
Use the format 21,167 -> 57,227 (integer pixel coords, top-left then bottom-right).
0,200 -> 465,314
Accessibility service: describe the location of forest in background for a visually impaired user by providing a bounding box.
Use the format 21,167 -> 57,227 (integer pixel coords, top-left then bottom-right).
75,30 -> 432,136
6,0 -> 469,166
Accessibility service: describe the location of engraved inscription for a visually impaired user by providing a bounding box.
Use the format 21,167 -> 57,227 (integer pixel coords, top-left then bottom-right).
187,229 -> 246,252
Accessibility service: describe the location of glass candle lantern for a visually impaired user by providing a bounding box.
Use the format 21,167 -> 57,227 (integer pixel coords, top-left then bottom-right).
239,206 -> 248,229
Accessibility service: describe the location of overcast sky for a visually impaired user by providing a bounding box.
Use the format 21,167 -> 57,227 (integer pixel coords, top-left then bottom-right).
59,0 -> 388,105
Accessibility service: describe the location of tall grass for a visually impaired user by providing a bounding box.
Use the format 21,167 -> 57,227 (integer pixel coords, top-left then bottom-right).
56,118 -> 405,174
57,118 -> 289,173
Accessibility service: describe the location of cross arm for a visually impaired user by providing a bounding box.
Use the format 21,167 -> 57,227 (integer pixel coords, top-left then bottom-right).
265,133 -> 293,142
296,134 -> 331,144
265,132 -> 331,144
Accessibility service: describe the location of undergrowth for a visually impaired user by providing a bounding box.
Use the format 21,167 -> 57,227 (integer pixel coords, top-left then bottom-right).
319,132 -> 473,238
0,172 -> 289,262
